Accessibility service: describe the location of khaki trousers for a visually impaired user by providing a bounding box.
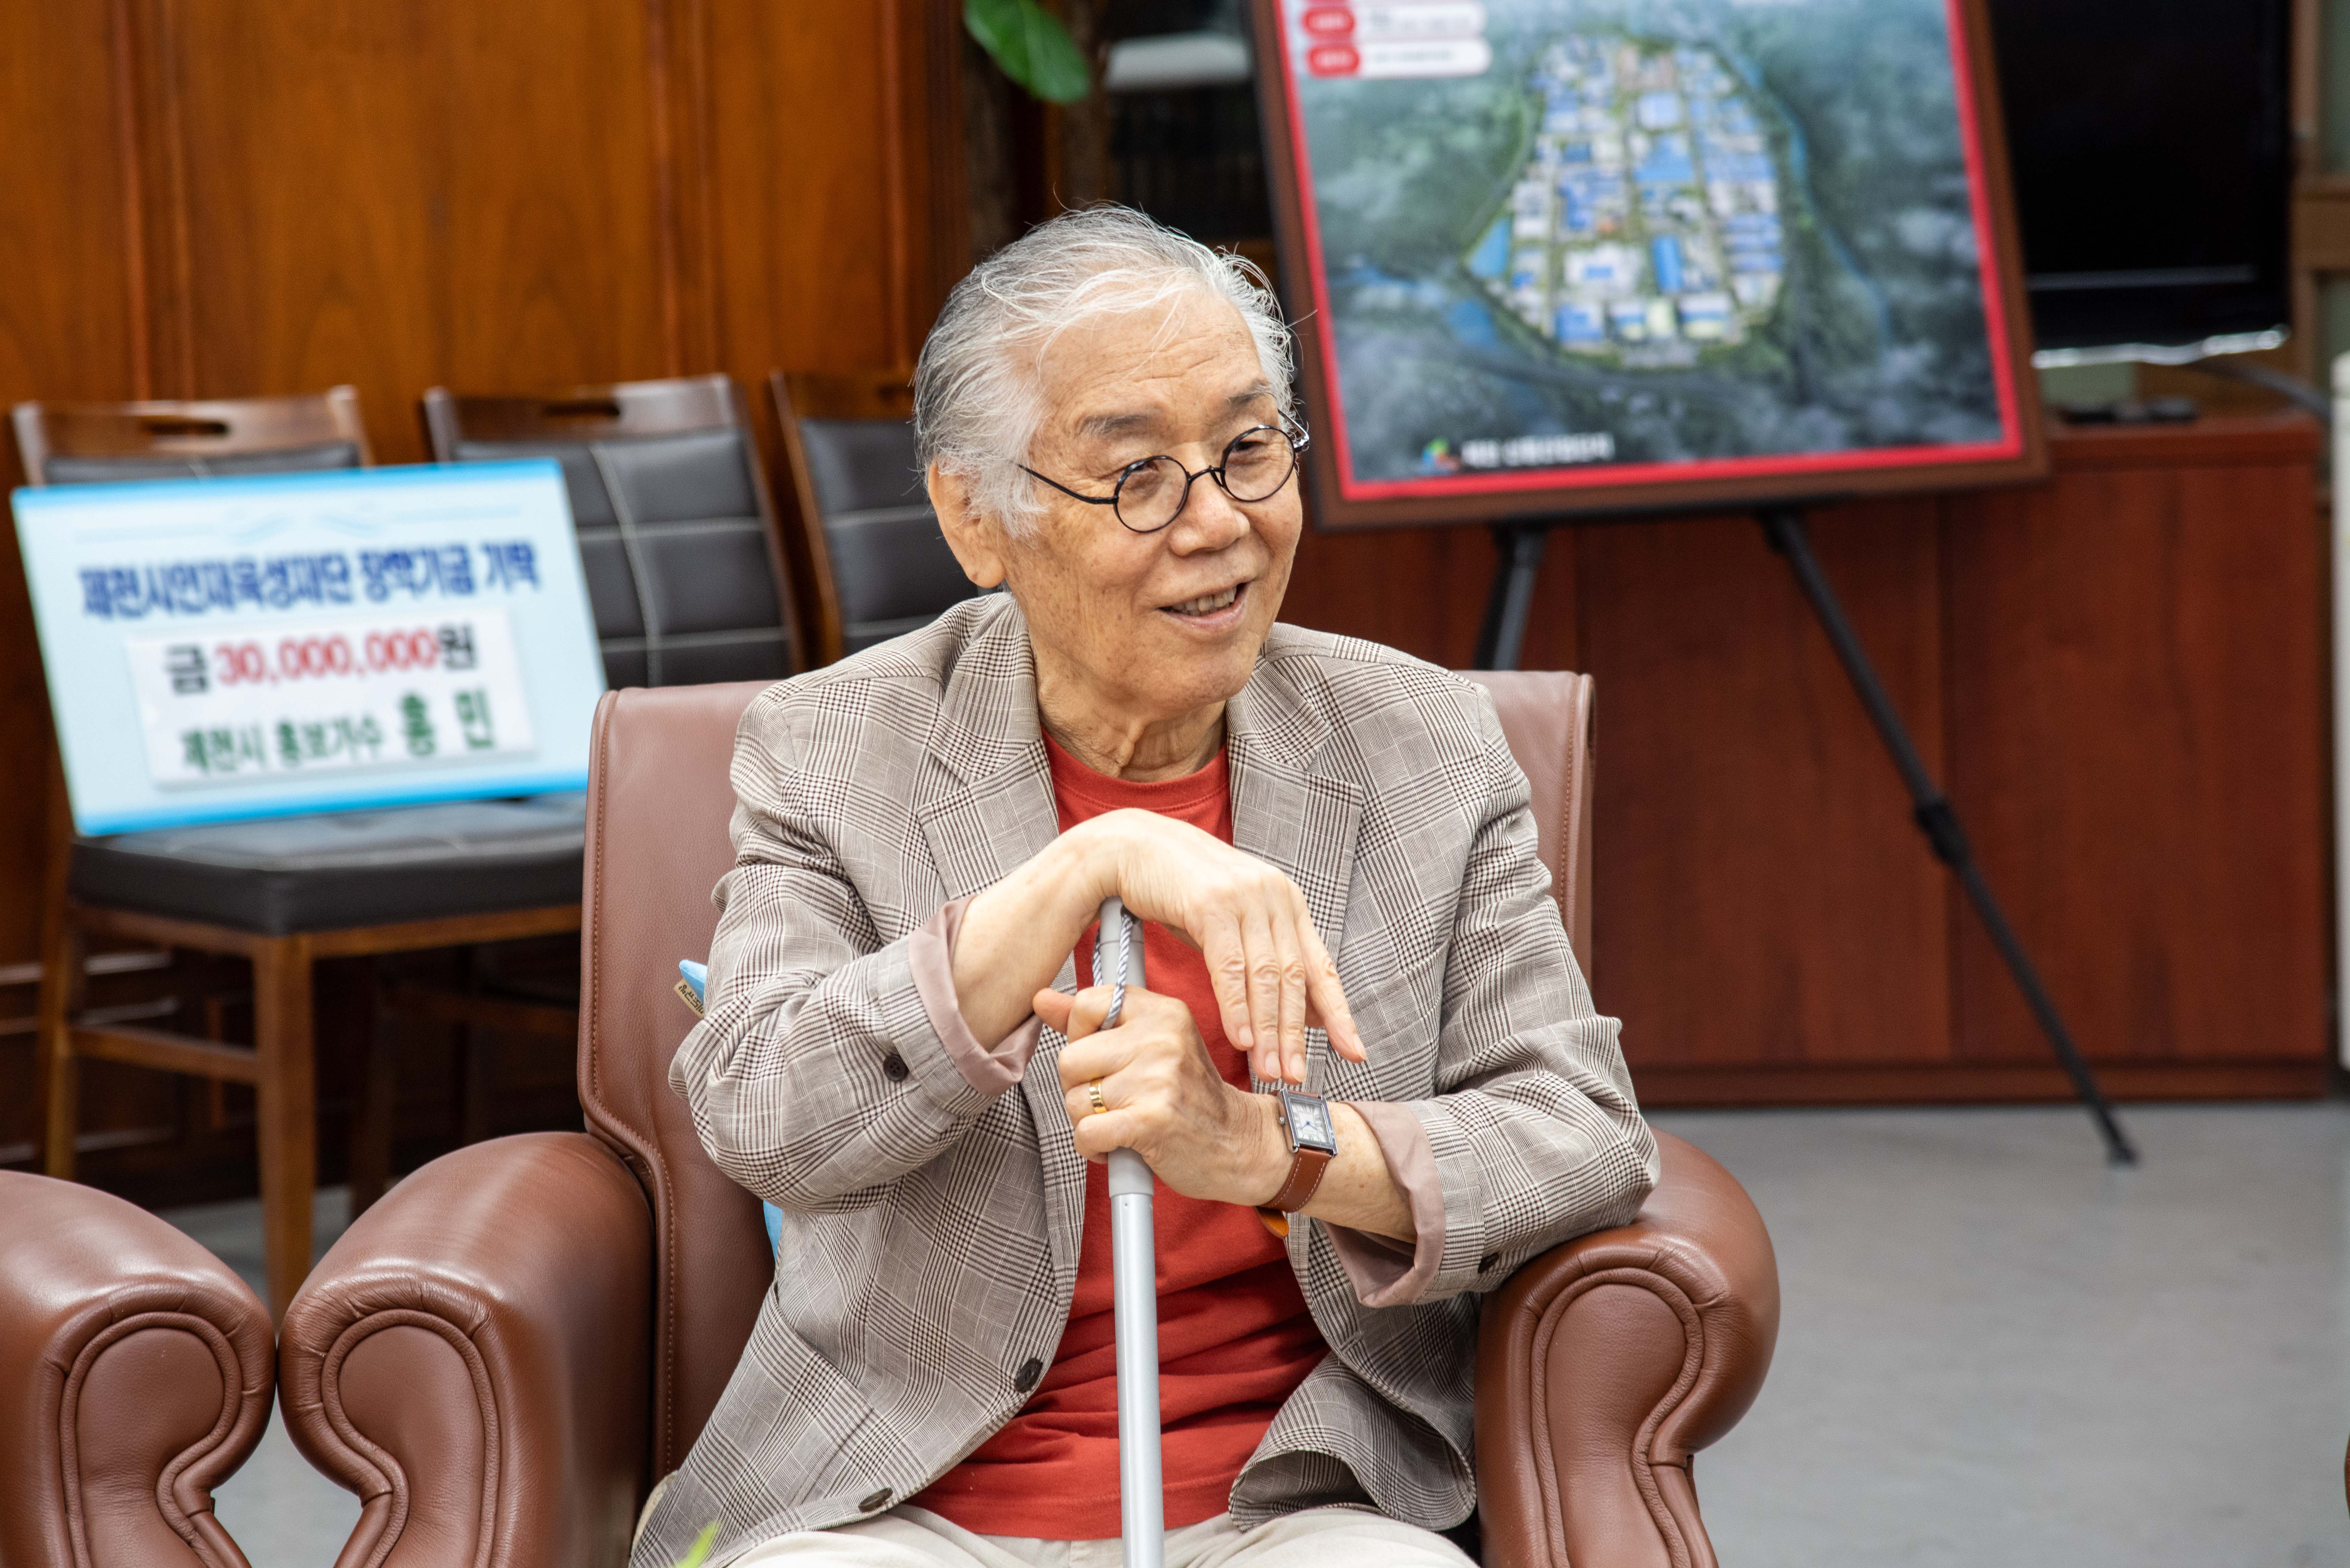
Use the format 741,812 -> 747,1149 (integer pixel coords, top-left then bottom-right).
722,1505 -> 1475,1568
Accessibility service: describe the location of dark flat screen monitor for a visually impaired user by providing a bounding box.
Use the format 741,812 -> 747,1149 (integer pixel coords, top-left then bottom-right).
1985,0 -> 2292,357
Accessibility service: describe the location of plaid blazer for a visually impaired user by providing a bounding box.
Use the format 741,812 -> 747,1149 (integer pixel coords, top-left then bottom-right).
635,596 -> 1656,1565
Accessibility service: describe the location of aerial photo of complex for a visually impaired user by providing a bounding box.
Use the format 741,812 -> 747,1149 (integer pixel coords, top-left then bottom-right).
1469,35 -> 1786,363
1288,0 -> 2005,484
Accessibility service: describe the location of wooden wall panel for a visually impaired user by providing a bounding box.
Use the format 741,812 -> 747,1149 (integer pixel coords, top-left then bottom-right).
1944,420 -> 2329,1085
154,0 -> 674,455
0,0 -> 145,1164
438,3 -> 675,394
0,5 -> 134,411
0,0 -> 137,961
1572,504 -> 1955,1085
703,0 -> 960,385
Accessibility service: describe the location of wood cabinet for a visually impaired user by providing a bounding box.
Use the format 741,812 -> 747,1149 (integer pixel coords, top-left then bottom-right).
1288,415 -> 2331,1102
1936,419 -> 2329,1101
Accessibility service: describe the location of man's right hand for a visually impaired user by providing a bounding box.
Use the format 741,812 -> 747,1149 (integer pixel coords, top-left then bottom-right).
948,809 -> 1362,1084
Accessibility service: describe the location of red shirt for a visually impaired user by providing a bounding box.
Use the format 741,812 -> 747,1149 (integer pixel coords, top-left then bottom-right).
909,737 -> 1328,1539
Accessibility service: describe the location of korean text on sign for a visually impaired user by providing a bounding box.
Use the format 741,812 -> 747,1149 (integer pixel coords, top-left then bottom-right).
129,609 -> 537,790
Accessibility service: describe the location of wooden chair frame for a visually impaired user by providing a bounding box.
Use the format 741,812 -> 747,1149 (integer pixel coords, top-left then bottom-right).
12,386 -> 373,481
768,368 -> 919,669
37,896 -> 579,1319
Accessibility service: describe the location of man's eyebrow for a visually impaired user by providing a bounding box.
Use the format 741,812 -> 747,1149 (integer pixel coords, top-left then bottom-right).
1074,409 -> 1159,442
1072,385 -> 1276,443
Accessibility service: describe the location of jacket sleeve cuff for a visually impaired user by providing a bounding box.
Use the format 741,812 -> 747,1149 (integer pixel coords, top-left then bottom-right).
908,896 -> 1044,1097
1320,1099 -> 1446,1307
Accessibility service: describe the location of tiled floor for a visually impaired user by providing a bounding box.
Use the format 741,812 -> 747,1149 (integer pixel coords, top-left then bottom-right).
1655,1104 -> 2349,1568
163,1104 -> 2350,1566
159,1186 -> 358,1565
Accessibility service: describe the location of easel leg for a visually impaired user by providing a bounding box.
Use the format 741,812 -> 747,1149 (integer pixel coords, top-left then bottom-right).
1475,524 -> 1551,670
1758,505 -> 2137,1165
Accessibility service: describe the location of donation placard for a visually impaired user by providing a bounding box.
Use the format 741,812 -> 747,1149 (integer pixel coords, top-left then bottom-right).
14,461 -> 607,834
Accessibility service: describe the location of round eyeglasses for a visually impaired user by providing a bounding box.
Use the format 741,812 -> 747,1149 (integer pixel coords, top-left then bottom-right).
1019,422 -> 1310,534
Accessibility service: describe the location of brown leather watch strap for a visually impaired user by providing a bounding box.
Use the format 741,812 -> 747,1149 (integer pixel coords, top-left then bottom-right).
1265,1144 -> 1333,1214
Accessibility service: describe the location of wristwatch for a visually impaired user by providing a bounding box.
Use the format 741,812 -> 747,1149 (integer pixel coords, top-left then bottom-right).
1258,1089 -> 1338,1239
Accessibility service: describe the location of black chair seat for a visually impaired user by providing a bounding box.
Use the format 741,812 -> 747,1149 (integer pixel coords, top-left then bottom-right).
68,795 -> 587,937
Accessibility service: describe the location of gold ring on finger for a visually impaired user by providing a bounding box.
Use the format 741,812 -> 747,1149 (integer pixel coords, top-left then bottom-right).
1087,1080 -> 1108,1116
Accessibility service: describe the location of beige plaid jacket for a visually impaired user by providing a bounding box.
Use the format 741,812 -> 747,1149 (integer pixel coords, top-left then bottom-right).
635,596 -> 1656,1566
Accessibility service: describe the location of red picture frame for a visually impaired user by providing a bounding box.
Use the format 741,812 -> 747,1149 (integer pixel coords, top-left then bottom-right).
1249,0 -> 2048,529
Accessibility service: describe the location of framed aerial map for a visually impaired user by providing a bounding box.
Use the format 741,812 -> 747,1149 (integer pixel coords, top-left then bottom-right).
1251,0 -> 2045,528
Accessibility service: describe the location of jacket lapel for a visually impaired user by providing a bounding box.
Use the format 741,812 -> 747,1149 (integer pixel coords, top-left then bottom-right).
911,600 -> 1087,1293
1226,649 -> 1364,1094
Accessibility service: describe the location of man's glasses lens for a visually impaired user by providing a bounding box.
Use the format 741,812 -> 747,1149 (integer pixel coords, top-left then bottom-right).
1115,458 -> 1185,531
1113,426 -> 1300,532
1220,429 -> 1295,502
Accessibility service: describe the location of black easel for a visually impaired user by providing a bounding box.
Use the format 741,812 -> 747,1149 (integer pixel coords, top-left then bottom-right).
1474,523 -> 1551,674
1474,512 -> 2138,1166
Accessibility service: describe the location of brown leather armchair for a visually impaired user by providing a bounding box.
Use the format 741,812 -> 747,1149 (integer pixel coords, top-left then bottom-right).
0,1171 -> 276,1568
279,676 -> 1778,1568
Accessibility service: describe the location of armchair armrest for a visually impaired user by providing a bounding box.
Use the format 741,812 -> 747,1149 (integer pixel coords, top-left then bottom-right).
0,1171 -> 274,1568
1475,1131 -> 1779,1568
279,1132 -> 654,1568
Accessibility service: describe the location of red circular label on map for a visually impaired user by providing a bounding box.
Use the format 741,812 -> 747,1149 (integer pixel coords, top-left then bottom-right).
1306,42 -> 1361,75
1301,7 -> 1356,37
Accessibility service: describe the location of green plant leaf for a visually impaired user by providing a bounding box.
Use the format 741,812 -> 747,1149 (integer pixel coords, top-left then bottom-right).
966,0 -> 1091,105
670,1521 -> 721,1568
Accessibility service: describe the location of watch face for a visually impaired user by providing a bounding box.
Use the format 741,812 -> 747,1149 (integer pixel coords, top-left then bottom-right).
1283,1092 -> 1337,1154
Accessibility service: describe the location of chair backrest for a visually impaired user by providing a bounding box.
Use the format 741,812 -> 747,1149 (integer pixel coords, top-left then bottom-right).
423,376 -> 802,686
11,387 -> 371,485
578,668 -> 1597,1474
1463,669 -> 1596,982
770,370 -> 982,666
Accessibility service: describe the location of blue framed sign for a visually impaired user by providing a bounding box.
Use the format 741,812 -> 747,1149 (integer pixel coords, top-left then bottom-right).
13,461 -> 607,835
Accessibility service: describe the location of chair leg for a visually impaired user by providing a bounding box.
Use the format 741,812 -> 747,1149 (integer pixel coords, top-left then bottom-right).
452,946 -> 494,1146
252,935 -> 318,1322
459,1021 -> 495,1144
349,959 -> 395,1216
35,913 -> 87,1180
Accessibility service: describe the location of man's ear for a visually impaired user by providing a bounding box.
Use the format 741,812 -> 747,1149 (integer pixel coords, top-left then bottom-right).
928,465 -> 1008,590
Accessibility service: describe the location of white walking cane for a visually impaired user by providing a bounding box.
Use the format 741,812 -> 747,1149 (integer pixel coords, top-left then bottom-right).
1092,896 -> 1164,1568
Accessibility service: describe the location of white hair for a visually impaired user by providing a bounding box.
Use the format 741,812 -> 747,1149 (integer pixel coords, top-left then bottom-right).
913,205 -> 1298,534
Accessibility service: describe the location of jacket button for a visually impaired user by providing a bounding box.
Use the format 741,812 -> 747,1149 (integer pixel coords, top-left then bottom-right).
1015,1357 -> 1044,1392
859,1488 -> 893,1513
1479,1252 -> 1501,1274
882,1053 -> 910,1082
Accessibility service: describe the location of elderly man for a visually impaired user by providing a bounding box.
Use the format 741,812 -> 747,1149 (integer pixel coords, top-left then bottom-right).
633,206 -> 1656,1568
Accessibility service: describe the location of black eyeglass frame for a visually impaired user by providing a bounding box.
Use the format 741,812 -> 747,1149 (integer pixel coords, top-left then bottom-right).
1018,421 -> 1312,535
